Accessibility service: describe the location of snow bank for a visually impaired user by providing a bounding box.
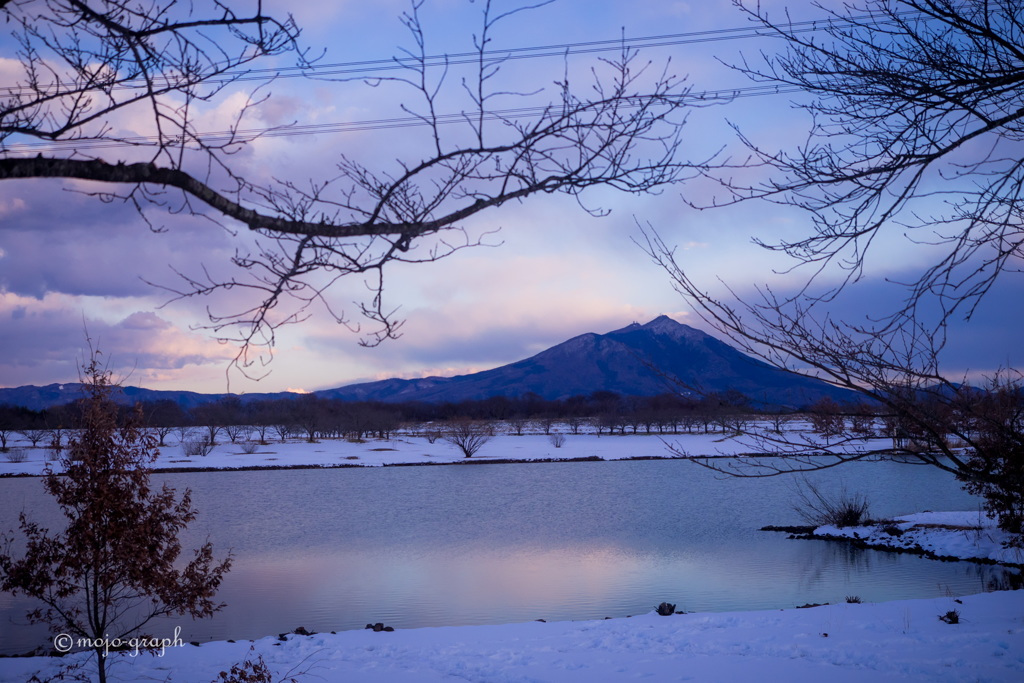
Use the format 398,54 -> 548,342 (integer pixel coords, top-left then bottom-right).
1,591 -> 1021,682
0,432 -> 705,476
0,426 -> 891,477
812,511 -> 1024,567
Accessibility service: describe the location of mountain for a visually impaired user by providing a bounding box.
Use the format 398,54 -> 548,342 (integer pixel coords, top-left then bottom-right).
0,383 -> 296,412
0,316 -> 854,410
317,316 -> 853,408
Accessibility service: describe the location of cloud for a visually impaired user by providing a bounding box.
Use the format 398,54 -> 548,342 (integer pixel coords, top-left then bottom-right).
711,270 -> 1024,380
0,176 -> 250,301
118,311 -> 172,331
0,293 -> 235,389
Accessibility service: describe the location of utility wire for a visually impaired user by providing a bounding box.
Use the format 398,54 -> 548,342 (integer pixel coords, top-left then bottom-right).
0,11 -> 916,94
0,8 -> 924,153
2,84 -> 804,154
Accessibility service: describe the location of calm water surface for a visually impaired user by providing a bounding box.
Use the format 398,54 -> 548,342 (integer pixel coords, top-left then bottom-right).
0,458 -> 1012,654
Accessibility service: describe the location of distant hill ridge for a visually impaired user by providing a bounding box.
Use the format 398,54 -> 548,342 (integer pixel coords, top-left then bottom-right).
0,316 -> 852,410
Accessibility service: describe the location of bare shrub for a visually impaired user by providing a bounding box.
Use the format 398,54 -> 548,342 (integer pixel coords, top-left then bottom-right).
240,441 -> 260,455
3,448 -> 28,463
444,420 -> 492,458
182,438 -> 214,457
214,655 -> 273,683
549,433 -> 566,448
793,478 -> 871,527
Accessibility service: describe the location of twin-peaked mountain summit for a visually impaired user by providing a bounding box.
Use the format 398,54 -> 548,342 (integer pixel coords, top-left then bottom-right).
0,316 -> 850,410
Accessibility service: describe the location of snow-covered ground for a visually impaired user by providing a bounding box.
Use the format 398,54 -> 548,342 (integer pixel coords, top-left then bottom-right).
2,431 -> 1022,681
0,424 -> 891,476
809,510 -> 1024,567
1,585 -> 1020,681
0,431 -> 729,475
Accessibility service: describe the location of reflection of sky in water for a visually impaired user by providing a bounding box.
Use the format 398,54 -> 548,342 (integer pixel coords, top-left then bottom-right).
0,460 -> 1014,653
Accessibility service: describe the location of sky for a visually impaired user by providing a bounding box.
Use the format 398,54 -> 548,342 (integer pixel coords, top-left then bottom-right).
1,0 -> 1021,395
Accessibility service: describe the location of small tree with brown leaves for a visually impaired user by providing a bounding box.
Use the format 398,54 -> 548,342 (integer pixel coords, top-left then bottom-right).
0,359 -> 232,683
956,379 -> 1024,546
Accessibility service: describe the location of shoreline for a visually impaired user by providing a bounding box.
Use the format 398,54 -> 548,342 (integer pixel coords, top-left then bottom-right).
2,589 -> 1021,682
0,427 -> 886,477
0,452 -> 698,477
784,531 -> 1024,568
0,430 -> 779,477
764,511 -> 1024,569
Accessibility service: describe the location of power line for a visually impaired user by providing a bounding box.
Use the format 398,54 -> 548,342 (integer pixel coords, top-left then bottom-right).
2,84 -> 804,154
0,7 -> 924,153
177,10 -> 924,83
0,11 -> 915,94
225,20 -> 835,83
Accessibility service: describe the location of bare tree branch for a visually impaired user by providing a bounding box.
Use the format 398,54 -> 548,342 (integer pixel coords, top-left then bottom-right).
1,0 -> 710,377
638,1 -> 1024,540
694,0 -> 1024,325
641,221 -> 1024,542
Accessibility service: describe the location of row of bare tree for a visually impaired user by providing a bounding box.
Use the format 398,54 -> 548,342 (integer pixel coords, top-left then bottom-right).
0,388 -> 858,446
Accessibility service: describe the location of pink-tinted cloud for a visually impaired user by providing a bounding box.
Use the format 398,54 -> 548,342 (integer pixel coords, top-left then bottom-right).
0,293 -> 235,388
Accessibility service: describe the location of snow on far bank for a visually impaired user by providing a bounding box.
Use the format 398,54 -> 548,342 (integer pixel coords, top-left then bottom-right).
0,432 -> 728,475
0,425 -> 893,477
811,511 -> 1024,567
1,590 -> 1021,683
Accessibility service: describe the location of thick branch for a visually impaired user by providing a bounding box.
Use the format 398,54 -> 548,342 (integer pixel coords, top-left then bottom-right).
0,156 -> 427,237
0,153 -> 646,240
702,0 -> 1024,324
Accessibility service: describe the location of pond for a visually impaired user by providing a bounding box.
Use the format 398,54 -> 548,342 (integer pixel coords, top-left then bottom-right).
0,458 -> 1012,655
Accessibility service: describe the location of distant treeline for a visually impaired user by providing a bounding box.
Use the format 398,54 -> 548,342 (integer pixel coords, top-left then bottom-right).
0,390 -> 846,448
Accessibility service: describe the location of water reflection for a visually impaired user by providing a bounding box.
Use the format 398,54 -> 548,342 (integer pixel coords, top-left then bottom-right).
794,538 -> 882,587
0,459 -> 1016,654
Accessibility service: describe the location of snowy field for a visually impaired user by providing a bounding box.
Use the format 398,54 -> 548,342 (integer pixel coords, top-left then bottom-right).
0,424 -> 890,476
2,430 -> 1022,680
